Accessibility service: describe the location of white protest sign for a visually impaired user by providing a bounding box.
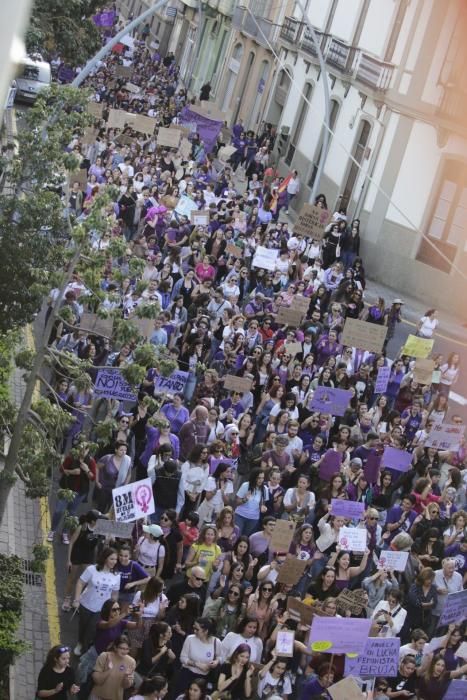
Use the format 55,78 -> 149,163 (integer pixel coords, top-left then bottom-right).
154,370 -> 189,394
94,369 -> 137,402
275,630 -> 295,657
424,423 -> 464,451
175,195 -> 199,219
378,550 -> 409,572
112,478 -> 155,523
338,526 -> 367,552
252,246 -> 278,271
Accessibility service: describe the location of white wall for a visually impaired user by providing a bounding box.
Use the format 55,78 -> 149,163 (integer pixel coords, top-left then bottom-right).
358,0 -> 395,58
404,0 -> 432,72
421,2 -> 457,105
364,111 -> 400,212
301,0 -> 331,28
329,0 -> 361,42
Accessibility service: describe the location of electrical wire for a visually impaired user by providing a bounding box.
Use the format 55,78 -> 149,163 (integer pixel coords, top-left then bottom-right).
245,4 -> 467,284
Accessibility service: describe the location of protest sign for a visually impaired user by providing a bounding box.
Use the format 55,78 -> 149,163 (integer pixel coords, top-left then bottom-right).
292,296 -> 311,312
112,478 -> 155,523
82,127 -> 98,144
341,318 -> 387,353
68,169 -> 88,190
293,204 -> 330,240
378,550 -> 409,572
336,589 -> 368,617
154,370 -> 189,395
310,386 -> 352,417
223,375 -> 252,393
275,306 -> 304,327
375,365 -> 391,393
171,123 -> 192,137
270,520 -> 296,552
344,637 -> 400,678
107,108 -> 133,129
413,358 -> 436,385
275,630 -> 295,657
287,597 -> 313,626
284,342 -> 303,357
124,82 -> 141,93
87,102 -> 104,118
318,449 -> 342,481
382,446 -> 413,472
190,209 -> 210,226
364,451 -> 382,483
439,589 -> 467,626
80,312 -> 114,338
328,677 -> 365,700
209,457 -> 235,475
115,65 -> 132,78
309,616 -> 371,655
277,557 -> 308,585
132,115 -> 156,135
157,126 -> 182,148
175,195 -> 199,219
179,138 -> 192,159
443,680 -> 467,700
432,369 -> 441,384
93,10 -> 117,27
226,243 -> 243,258
252,246 -> 278,271
93,519 -> 134,539
94,369 -> 137,402
454,641 -> 467,660
131,317 -> 154,340
331,499 -> 365,520
424,423 -> 464,451
401,334 -> 434,358
338,526 -> 367,552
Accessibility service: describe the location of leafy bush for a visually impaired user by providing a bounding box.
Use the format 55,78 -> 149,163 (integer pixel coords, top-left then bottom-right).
0,554 -> 27,696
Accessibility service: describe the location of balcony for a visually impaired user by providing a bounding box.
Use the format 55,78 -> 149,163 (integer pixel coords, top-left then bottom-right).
280,16 -> 300,44
355,52 -> 394,91
437,84 -> 467,125
233,5 -> 279,49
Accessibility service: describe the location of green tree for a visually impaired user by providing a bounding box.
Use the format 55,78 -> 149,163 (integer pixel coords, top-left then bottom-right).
26,0 -> 109,66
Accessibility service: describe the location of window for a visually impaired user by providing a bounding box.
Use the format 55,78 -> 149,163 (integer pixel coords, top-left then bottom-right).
416,160 -> 467,273
339,120 -> 371,210
308,98 -> 340,187
285,83 -> 313,165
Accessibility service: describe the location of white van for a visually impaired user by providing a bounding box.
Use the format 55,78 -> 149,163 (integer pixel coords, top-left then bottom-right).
15,56 -> 52,103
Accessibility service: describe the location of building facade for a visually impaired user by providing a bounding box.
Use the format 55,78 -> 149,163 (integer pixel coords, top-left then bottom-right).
261,0 -> 467,314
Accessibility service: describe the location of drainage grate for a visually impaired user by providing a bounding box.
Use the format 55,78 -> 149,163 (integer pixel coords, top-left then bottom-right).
21,559 -> 43,587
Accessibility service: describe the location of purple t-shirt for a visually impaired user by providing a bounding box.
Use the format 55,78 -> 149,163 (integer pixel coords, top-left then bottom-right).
94,619 -> 129,654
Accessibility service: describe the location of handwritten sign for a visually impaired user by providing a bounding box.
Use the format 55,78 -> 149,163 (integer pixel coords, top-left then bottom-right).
93,519 -> 134,539
94,369 -> 137,402
132,114 -> 156,135
341,318 -> 387,353
328,677 -> 365,700
86,102 -> 104,118
275,630 -> 295,657
284,342 -> 303,357
310,386 -> 352,416
179,137 -> 192,159
294,204 -> 330,240
190,209 -> 210,226
331,499 -> 365,520
378,550 -> 409,572
439,589 -> 467,626
154,370 -> 189,395
275,306 -> 304,327
401,334 -> 434,358
223,375 -> 252,393
80,312 -> 114,338
82,127 -> 98,144
252,246 -> 278,271
344,637 -> 400,678
157,126 -> 182,148
277,557 -> 307,585
112,478 -> 155,523
287,597 -> 313,626
375,366 -> 391,393
309,616 -> 371,655
413,358 -> 435,385
270,519 -> 296,553
382,446 -> 413,472
336,588 -> 368,617
338,526 -> 367,552
424,423 -> 464,451
107,108 -> 133,129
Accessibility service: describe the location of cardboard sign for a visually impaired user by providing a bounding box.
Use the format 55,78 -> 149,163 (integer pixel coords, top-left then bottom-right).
112,478 -> 155,523
318,449 -> 342,481
132,114 -> 156,135
287,597 -> 313,626
68,169 -> 88,190
179,137 -> 192,159
375,365 -> 391,393
131,317 -> 154,340
283,342 -> 303,357
93,519 -> 134,539
252,245 -> 278,271
94,369 -> 137,402
344,637 -> 400,678
82,127 -> 98,144
341,318 -> 387,353
401,334 -> 434,358
328,677 -> 365,700
413,358 -> 435,385
331,499 -> 365,520
443,680 -> 467,700
292,296 -> 311,312
79,312 -> 114,338
378,550 -> 409,572
275,630 -> 295,657
275,306 -> 304,327
154,370 -> 189,395
336,588 -> 368,617
115,65 -> 132,78
277,557 -> 308,585
270,519 -> 296,552
439,589 -> 467,626
223,375 -> 252,393
157,126 -> 182,148
294,204 -> 330,240
382,446 -> 413,472
310,386 -> 353,417
190,209 -> 210,226
424,423 -> 464,451
309,616 -> 372,655
108,108 -> 133,129
226,243 -> 243,258
87,102 -> 104,118
171,123 -> 192,137
338,526 -> 367,552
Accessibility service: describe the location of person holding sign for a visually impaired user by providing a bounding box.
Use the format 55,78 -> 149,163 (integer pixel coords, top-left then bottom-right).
327,546 -> 370,591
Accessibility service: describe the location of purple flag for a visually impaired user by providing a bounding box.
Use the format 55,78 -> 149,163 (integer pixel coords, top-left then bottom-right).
319,449 -> 342,481
93,10 -> 117,27
309,386 -> 352,417
382,446 -> 413,472
364,451 -> 382,483
180,106 -> 223,153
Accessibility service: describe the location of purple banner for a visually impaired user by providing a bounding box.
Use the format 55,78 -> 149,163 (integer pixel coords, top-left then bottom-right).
382,446 -> 413,472
443,680 -> 467,700
93,10 -> 117,27
364,451 -> 382,483
331,499 -> 365,520
180,106 -> 223,153
309,616 -> 371,655
375,366 -> 391,393
209,457 -> 235,475
439,589 -> 467,626
309,386 -> 352,417
319,449 -> 342,481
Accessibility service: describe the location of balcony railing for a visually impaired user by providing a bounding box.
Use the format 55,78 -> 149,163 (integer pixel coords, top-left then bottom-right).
279,16 -> 394,92
437,84 -> 467,124
233,5 -> 279,49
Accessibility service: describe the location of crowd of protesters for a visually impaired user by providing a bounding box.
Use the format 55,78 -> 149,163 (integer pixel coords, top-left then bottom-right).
35,12 -> 467,700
